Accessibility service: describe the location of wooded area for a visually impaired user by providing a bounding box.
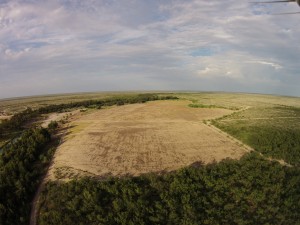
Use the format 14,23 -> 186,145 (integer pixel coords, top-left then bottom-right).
0,128 -> 52,225
1,94 -> 299,225
0,94 -> 178,224
38,153 -> 300,225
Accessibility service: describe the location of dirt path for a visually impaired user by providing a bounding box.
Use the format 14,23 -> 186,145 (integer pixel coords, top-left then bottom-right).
30,174 -> 46,225
30,112 -> 82,225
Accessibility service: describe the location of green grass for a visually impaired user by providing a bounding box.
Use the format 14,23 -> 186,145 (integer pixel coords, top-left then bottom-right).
175,92 -> 300,109
188,103 -> 239,110
212,106 -> 300,166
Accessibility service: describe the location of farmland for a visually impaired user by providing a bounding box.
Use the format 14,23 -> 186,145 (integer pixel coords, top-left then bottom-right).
212,103 -> 300,166
0,92 -> 300,225
49,100 -> 248,180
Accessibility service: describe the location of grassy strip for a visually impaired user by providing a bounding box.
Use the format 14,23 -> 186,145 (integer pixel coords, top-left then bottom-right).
188,103 -> 239,110
38,153 -> 300,225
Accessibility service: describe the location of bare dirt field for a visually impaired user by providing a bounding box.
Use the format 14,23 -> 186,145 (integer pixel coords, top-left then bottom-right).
48,100 -> 250,180
40,110 -> 81,128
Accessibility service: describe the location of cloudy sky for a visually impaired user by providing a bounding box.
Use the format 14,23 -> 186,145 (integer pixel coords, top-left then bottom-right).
0,0 -> 299,98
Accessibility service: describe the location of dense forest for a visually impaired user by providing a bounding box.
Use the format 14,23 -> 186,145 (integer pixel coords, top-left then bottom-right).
38,152 -> 300,225
0,128 -> 53,225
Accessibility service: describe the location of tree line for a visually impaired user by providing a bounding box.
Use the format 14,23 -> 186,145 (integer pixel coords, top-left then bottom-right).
0,128 -> 53,225
0,94 -> 178,224
0,94 -> 178,140
38,153 -> 300,225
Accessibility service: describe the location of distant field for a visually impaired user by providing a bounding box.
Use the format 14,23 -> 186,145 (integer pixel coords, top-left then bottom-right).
176,92 -> 300,108
0,91 -> 156,114
48,100 -> 248,180
2,91 -> 300,172
1,91 -> 300,114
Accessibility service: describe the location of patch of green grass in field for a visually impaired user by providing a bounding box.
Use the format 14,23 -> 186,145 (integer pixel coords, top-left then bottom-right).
188,103 -> 240,110
212,106 -> 300,166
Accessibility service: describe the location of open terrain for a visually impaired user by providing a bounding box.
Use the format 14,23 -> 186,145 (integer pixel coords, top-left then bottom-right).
48,100 -> 249,180
212,105 -> 300,166
1,92 -> 300,225
0,91 -> 159,114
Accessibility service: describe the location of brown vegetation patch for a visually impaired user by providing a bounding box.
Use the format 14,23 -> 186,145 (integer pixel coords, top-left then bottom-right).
49,100 -> 248,180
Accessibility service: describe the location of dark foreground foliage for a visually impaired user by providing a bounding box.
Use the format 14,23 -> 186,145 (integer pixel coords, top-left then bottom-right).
0,128 -> 52,225
0,94 -> 178,224
39,153 -> 300,225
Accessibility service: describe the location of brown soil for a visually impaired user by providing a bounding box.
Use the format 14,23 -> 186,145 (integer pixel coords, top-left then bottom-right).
48,100 -> 248,180
40,110 -> 81,128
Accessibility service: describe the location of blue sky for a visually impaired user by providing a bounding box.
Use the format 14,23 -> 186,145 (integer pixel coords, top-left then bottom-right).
0,0 -> 299,98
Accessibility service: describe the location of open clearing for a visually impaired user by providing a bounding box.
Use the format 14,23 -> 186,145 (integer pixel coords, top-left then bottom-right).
40,110 -> 81,128
48,100 -> 249,180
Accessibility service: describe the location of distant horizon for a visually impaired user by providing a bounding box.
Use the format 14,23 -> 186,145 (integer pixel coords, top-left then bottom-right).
1,1 -> 299,98
1,89 -> 300,102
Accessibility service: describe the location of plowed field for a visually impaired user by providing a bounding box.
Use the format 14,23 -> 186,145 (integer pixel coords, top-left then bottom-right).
49,101 -> 248,180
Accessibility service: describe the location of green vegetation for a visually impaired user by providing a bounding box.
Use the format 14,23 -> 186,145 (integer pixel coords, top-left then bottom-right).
0,128 -> 53,225
37,94 -> 178,114
0,94 -> 178,145
212,106 -> 300,166
38,153 -> 300,225
0,93 -> 178,224
0,108 -> 39,143
188,103 -> 239,110
1,92 -> 299,225
189,103 -> 220,108
48,121 -> 59,133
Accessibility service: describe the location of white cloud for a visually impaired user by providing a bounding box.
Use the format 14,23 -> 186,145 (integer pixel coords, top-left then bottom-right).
0,0 -> 299,98
247,60 -> 283,70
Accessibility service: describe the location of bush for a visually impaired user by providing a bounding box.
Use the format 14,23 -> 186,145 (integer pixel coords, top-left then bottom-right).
38,153 -> 300,225
0,128 -> 52,225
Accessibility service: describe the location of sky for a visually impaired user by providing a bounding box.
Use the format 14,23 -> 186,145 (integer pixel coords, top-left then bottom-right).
0,0 -> 299,98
